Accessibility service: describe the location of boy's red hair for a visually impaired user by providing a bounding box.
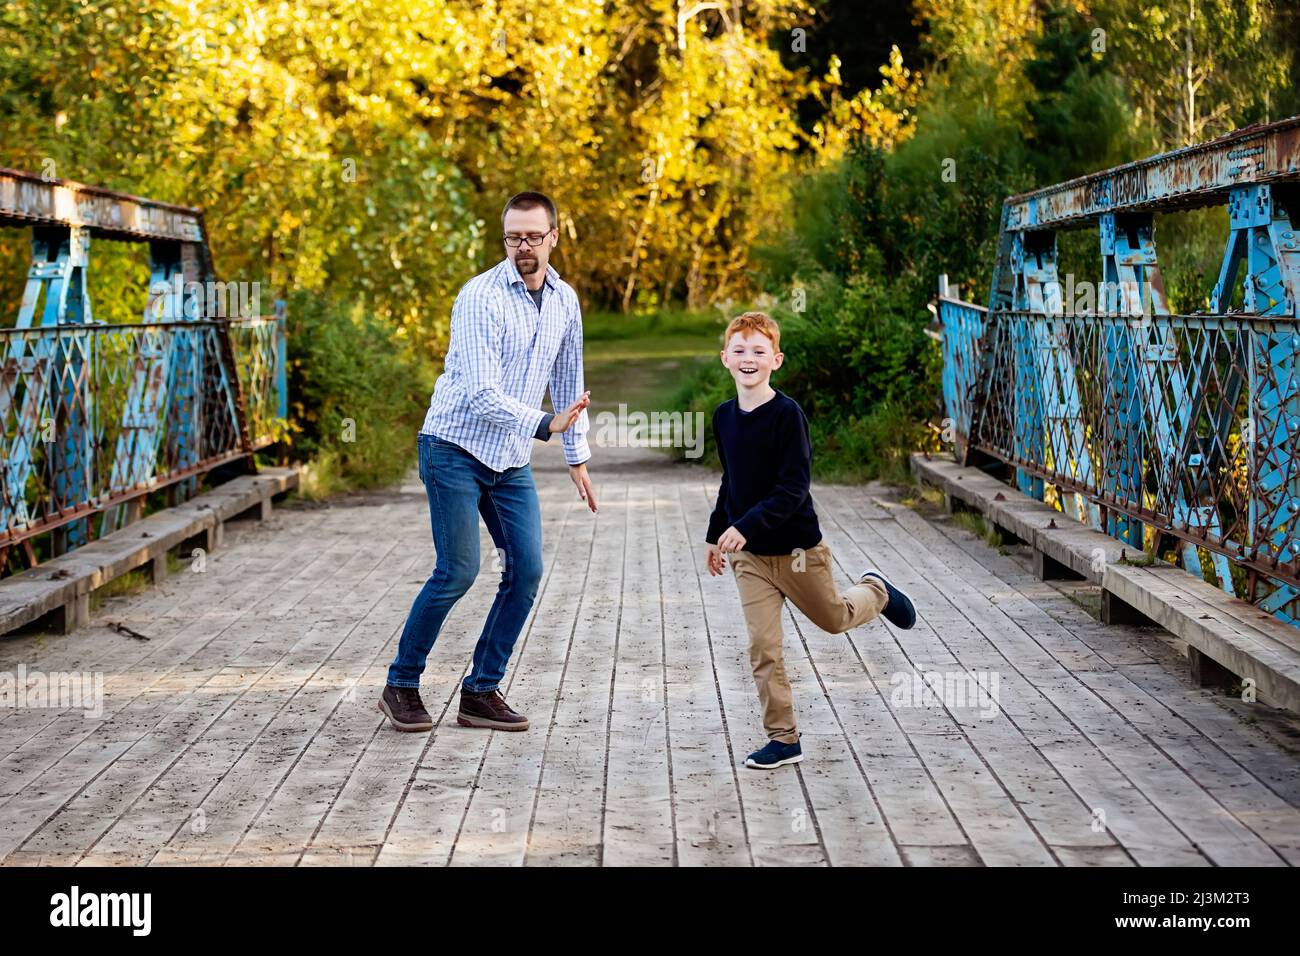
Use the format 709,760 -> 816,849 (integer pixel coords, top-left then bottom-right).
722,311 -> 781,352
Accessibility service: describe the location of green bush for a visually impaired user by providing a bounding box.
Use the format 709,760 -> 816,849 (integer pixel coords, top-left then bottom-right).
284,291 -> 436,497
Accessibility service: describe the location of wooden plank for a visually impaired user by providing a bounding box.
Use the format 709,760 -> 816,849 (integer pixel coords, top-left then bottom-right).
235,573 -> 489,866
1104,565 -> 1300,710
0,510 -> 281,673
312,498 -> 576,866
63,511 -> 406,865
0,469 -> 298,636
920,512 -> 1300,812
1,509 -> 361,842
1073,667 -> 1300,865
921,516 -> 1160,669
0,507 -> 352,862
912,452 -> 1300,713
367,500 -> 574,868
869,491 -> 1284,865
522,487 -> 631,865
818,486 -> 1203,865
6,442 -> 1298,866
598,485 -> 675,865
147,541 -> 425,864
0,512 -> 316,750
654,484 -> 749,866
0,498 -> 318,678
1110,666 -> 1300,808
776,605 -> 907,866
813,488 -> 1063,865
447,499 -> 599,866
899,844 -> 982,866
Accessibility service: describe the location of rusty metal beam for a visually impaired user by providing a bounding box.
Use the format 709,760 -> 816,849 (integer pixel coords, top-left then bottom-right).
0,165 -> 287,575
940,116 -> 1300,626
1005,116 -> 1300,231
0,168 -> 203,243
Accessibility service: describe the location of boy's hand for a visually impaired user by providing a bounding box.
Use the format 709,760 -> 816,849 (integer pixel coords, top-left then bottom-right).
705,542 -> 726,576
716,526 -> 746,554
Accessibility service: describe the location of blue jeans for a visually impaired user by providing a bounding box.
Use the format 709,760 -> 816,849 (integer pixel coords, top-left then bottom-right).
387,433 -> 544,693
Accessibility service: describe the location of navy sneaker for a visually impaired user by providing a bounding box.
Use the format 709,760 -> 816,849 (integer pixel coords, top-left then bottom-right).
860,568 -> 917,629
744,739 -> 803,770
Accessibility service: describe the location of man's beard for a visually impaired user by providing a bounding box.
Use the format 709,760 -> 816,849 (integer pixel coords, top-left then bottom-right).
515,255 -> 540,275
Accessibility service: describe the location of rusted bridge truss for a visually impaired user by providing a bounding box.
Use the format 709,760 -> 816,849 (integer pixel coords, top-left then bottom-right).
938,116 -> 1300,624
0,169 -> 287,572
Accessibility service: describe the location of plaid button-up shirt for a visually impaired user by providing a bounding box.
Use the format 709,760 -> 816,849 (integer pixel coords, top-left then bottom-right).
421,257 -> 591,471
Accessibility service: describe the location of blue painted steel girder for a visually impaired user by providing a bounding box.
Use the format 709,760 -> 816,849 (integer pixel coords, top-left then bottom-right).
939,117 -> 1300,625
1,168 -> 289,571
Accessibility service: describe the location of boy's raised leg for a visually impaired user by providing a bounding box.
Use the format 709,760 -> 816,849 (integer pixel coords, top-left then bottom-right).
779,539 -> 888,634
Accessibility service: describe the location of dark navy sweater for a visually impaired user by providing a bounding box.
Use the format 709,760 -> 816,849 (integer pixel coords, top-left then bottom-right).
705,390 -> 822,556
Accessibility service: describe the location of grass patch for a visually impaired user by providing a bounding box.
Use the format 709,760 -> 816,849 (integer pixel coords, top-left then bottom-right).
585,346 -> 713,416
950,510 -> 989,539
899,483 -> 944,509
584,333 -> 719,363
1066,589 -> 1103,618
949,509 -> 1006,550
582,309 -> 726,343
89,566 -> 152,612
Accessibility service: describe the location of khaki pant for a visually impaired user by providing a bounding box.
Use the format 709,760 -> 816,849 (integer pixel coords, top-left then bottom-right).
729,539 -> 888,744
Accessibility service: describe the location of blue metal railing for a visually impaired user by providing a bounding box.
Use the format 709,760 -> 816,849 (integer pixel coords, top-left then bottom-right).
0,169 -> 287,569
938,117 -> 1300,625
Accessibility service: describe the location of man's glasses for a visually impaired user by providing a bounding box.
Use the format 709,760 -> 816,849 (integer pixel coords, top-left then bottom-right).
503,232 -> 551,248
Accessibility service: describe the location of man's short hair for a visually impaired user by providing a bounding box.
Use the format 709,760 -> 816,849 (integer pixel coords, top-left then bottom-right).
723,311 -> 781,352
502,191 -> 558,230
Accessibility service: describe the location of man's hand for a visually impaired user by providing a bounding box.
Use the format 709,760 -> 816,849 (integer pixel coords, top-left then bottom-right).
716,525 -> 747,554
569,461 -> 597,513
705,542 -> 726,576
550,391 -> 591,433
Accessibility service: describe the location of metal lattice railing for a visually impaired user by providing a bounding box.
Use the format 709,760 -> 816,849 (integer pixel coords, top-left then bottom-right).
937,117 -> 1300,625
228,313 -> 290,444
0,168 -> 287,570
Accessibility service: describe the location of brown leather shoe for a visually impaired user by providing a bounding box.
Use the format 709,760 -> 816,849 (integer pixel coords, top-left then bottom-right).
378,684 -> 434,732
457,687 -> 529,731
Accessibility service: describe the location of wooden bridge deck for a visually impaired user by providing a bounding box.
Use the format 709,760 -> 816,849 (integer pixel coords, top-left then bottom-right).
1,440 -> 1298,867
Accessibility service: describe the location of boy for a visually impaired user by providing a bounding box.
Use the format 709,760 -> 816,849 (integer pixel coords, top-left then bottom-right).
704,311 -> 916,770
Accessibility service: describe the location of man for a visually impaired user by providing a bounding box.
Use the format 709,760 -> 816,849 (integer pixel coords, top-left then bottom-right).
379,191 -> 597,733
